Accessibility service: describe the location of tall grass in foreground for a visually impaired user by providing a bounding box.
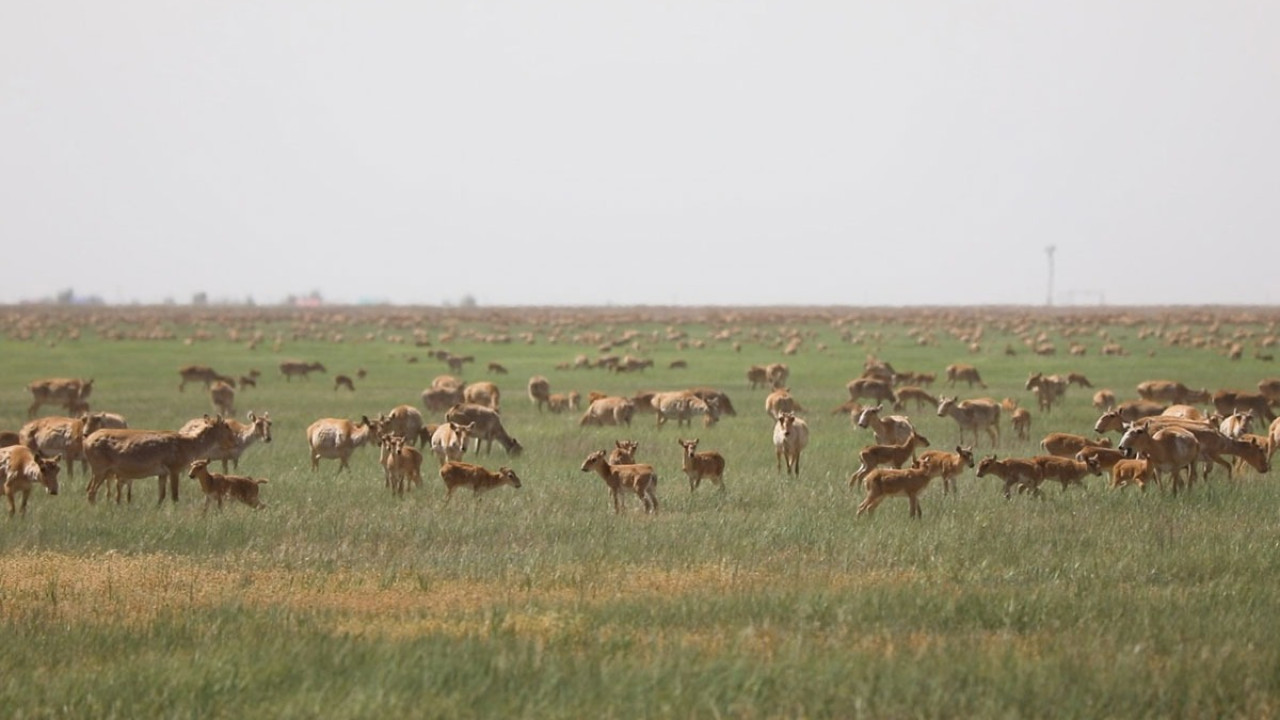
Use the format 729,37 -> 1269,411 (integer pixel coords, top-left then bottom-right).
1,308 -> 1279,717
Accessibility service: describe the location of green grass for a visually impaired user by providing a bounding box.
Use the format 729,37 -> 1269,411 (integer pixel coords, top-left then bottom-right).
1,305 -> 1280,718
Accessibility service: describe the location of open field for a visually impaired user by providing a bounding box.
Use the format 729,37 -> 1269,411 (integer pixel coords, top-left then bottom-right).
3,305 -> 1280,718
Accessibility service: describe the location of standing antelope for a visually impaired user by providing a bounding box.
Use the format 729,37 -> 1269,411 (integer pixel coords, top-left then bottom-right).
179,411 -> 272,472
27,378 -> 93,418
1116,424 -> 1201,496
936,396 -> 1001,447
580,450 -> 659,514
383,405 -> 426,447
855,405 -> 918,446
944,364 -> 985,389
607,440 -> 640,465
528,376 -> 552,412
306,416 -> 380,473
677,438 -> 726,492
1010,407 -> 1032,440
915,446 -> 975,494
0,446 -> 60,516
378,435 -> 423,496
849,432 -> 931,485
84,415 -> 237,505
772,412 -> 809,476
855,461 -> 935,519
429,422 -> 473,466
209,381 -> 236,417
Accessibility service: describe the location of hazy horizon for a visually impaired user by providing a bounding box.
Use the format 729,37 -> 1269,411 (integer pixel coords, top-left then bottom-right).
4,2 -> 1277,307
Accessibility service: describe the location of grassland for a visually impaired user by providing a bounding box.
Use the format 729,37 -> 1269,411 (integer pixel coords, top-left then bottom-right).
1,305 -> 1279,718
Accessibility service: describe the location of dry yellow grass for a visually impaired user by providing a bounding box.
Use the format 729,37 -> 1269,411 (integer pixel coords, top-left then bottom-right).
2,551 -> 1072,669
0,552 -> 939,652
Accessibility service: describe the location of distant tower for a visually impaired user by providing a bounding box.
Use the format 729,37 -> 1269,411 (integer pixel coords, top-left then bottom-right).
1045,245 -> 1056,307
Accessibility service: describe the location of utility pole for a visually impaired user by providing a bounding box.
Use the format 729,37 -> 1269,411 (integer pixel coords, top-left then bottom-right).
1045,245 -> 1056,307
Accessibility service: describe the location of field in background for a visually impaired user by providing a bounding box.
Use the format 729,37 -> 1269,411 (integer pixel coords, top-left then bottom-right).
2,305 -> 1280,718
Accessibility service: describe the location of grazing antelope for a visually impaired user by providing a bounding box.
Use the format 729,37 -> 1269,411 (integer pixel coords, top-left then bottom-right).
832,399 -> 864,417
19,416 -> 88,478
1101,414 -> 1241,481
279,361 -> 326,381
463,381 -> 501,410
1219,434 -> 1270,476
445,354 -> 475,373
1163,405 -> 1205,420
651,391 -> 712,429
846,377 -> 897,406
1136,380 -> 1209,406
422,384 -> 466,413
892,386 -> 938,412
1065,372 -> 1093,388
445,404 -> 522,456
1092,389 -> 1116,411
579,396 -> 635,427
178,365 -> 232,392
1212,390 -> 1275,423
764,388 -> 803,419
1074,446 -> 1127,474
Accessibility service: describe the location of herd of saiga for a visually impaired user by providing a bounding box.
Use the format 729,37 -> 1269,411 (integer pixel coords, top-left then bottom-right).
5,353 -> 1280,519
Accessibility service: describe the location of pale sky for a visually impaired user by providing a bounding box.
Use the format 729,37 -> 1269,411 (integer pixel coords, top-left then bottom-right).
3,2 -> 1277,307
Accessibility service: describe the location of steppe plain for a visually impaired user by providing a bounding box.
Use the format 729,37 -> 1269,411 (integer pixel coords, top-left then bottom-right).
1,304 -> 1279,718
